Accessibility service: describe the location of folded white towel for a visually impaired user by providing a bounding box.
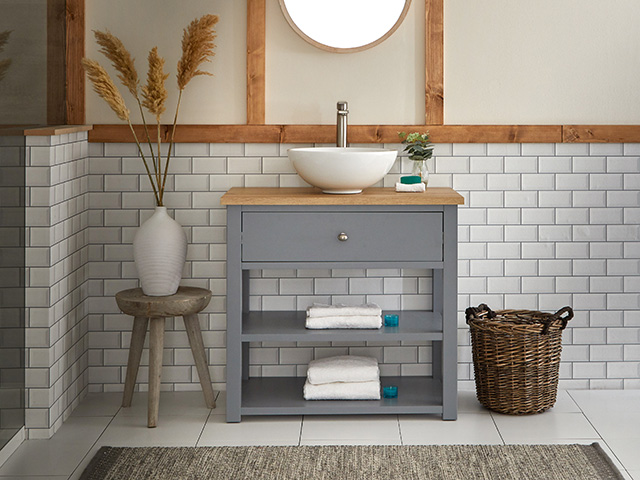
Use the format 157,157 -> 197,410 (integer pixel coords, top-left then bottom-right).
395,182 -> 426,192
307,303 -> 382,318
306,315 -> 382,329
306,355 -> 380,385
303,379 -> 381,400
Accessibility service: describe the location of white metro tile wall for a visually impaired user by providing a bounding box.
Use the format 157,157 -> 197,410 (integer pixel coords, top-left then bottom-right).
23,136 -> 640,437
81,141 -> 640,394
24,132 -> 90,439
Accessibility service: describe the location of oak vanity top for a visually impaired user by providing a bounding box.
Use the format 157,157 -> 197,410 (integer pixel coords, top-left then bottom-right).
220,187 -> 464,206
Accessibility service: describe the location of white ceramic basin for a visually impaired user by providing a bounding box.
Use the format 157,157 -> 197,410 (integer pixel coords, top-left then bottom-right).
287,147 -> 398,194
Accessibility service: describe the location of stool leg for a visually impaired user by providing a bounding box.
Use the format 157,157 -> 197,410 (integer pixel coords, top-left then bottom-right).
183,314 -> 216,409
148,317 -> 165,428
122,316 -> 149,408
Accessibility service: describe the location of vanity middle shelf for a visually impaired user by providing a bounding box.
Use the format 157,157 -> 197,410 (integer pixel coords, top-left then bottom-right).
241,310 -> 444,342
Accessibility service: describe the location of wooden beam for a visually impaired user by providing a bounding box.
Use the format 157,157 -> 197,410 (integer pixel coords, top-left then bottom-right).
89,124 -> 563,144
47,0 -> 66,125
65,0 -> 85,124
564,125 -> 640,143
246,0 -> 266,124
425,0 -> 444,125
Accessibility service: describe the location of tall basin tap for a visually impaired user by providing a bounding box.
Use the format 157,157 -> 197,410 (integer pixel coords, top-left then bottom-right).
337,101 -> 348,147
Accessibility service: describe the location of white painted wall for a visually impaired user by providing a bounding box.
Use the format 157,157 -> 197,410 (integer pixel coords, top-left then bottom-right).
445,0 -> 640,125
84,0 -> 640,125
0,0 -> 47,125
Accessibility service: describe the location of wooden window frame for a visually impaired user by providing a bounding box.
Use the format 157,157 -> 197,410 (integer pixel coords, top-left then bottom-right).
66,0 -> 640,143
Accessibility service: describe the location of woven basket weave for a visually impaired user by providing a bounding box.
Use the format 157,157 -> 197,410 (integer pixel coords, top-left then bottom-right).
465,304 -> 573,415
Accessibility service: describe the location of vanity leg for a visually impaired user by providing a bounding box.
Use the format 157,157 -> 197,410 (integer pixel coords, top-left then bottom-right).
432,269 -> 443,382
442,205 -> 458,420
226,206 -> 243,422
242,343 -> 250,380
241,270 -> 250,381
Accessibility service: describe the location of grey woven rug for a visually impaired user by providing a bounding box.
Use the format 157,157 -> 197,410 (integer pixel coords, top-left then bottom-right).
80,443 -> 623,480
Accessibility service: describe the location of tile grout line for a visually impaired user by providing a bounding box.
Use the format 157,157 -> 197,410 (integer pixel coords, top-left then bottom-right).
566,391 -> 633,478
488,411 -> 506,445
195,391 -> 219,447
298,416 -> 304,446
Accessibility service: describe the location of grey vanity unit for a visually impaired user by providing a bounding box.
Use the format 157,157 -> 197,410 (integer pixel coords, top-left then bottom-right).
221,187 -> 464,423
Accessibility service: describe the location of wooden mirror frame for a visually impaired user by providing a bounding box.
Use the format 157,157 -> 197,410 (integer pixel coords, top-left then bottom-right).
64,0 -> 640,143
277,0 -> 412,54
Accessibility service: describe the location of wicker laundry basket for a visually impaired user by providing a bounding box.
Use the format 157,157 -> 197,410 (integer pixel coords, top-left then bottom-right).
465,304 -> 573,415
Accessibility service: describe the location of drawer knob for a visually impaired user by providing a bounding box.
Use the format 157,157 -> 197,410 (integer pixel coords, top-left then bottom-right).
337,232 -> 348,242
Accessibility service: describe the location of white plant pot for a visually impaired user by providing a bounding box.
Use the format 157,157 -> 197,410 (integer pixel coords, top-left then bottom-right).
133,206 -> 187,296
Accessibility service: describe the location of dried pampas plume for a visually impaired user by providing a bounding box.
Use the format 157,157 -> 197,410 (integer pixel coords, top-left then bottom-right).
82,59 -> 130,121
93,30 -> 139,98
83,14 -> 218,206
177,14 -> 218,90
142,47 -> 169,119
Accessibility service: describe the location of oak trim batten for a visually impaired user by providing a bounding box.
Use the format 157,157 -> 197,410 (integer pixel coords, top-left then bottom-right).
246,0 -> 266,124
425,0 -> 444,125
66,0 -> 85,124
89,124 -> 565,144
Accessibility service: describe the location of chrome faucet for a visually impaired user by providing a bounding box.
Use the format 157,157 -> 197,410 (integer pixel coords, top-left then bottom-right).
337,101 -> 348,147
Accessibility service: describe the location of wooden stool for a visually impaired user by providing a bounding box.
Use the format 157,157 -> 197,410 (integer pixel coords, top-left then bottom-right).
115,286 -> 216,427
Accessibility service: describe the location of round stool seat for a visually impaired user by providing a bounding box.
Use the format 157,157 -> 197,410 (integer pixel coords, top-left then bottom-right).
115,286 -> 211,318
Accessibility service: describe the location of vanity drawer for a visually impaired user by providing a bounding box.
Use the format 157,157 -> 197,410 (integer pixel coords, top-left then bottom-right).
241,212 -> 443,262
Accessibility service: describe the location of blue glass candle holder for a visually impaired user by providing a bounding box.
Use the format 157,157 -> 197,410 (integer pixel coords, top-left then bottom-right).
383,386 -> 398,398
384,314 -> 399,327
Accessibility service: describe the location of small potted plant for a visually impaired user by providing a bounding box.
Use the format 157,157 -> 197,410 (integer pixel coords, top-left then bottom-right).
398,131 -> 434,185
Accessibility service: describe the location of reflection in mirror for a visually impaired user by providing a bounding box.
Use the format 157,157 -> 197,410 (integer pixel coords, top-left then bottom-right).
279,0 -> 411,53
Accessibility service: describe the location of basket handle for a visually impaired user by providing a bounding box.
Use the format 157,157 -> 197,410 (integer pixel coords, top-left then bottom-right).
465,303 -> 496,324
551,306 -> 573,330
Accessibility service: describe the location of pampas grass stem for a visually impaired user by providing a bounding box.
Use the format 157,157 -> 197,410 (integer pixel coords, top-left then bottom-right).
93,30 -> 159,178
86,15 -> 217,207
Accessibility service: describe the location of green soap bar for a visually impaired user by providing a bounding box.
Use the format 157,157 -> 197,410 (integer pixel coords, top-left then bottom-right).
400,175 -> 422,184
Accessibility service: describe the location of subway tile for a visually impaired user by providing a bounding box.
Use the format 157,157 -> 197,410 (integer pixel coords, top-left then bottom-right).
486,173 -> 520,190
487,143 -> 520,156
504,156 -> 537,173
469,156 -> 503,173
539,156 -> 571,173
590,173 -> 623,190
521,173 -> 554,190
452,144 -> 486,156
504,191 -> 536,207
521,143 -> 555,156
555,143 -> 589,156
590,143 -> 624,155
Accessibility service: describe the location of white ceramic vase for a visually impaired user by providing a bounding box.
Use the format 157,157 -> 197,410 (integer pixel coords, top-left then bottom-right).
133,206 -> 187,296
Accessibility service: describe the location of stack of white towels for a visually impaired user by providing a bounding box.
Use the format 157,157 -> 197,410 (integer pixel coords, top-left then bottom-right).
305,303 -> 382,329
303,355 -> 381,400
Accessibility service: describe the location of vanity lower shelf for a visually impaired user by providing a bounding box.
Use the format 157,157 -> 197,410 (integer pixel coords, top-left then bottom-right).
241,376 -> 443,416
242,311 -> 444,342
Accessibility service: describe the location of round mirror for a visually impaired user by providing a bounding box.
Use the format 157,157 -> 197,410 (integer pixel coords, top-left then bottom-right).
278,0 -> 412,53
